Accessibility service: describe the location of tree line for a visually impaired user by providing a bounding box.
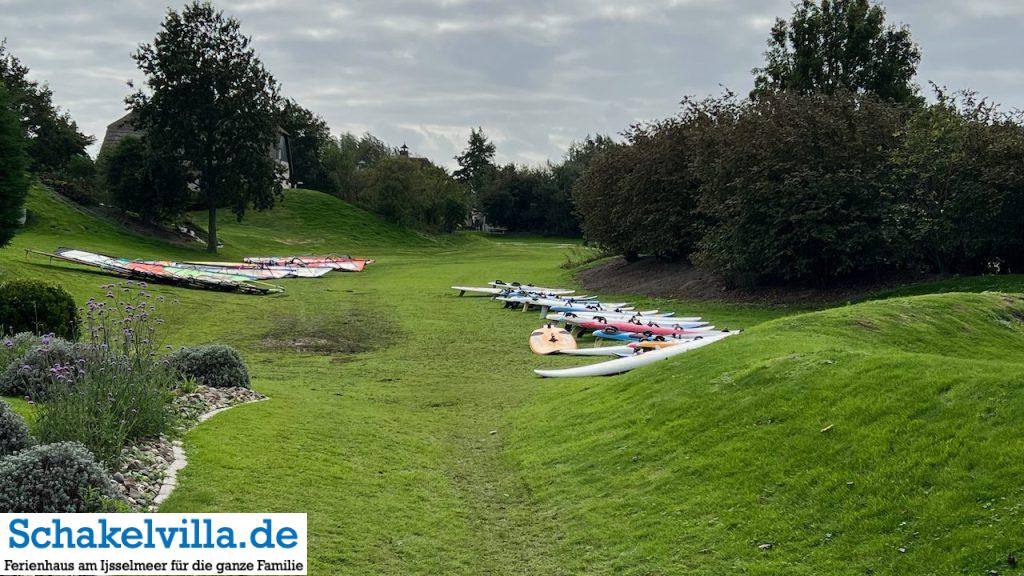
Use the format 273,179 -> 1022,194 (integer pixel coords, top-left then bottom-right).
0,1 -> 609,251
573,0 -> 1024,286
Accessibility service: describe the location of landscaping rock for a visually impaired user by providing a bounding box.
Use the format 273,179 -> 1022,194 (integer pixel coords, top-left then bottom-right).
110,385 -> 266,511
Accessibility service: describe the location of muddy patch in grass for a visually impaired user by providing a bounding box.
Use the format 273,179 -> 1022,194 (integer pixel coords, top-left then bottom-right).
259,306 -> 401,354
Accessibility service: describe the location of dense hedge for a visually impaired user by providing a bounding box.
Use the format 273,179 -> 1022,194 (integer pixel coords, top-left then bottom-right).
573,90 -> 1024,286
0,442 -> 116,512
0,279 -> 80,339
167,344 -> 250,388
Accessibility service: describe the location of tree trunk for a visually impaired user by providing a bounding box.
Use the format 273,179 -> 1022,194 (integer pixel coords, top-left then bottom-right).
207,199 -> 218,253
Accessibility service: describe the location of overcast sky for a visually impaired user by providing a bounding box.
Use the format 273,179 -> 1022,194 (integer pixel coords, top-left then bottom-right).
2,0 -> 1022,169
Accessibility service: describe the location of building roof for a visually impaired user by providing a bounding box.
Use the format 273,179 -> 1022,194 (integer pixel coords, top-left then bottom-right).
99,111 -> 141,156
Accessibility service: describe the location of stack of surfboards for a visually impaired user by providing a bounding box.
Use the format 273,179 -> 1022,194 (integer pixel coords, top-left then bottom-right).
451,280 -> 739,378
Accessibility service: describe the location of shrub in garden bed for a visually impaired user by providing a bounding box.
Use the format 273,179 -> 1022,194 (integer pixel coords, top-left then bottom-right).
167,344 -> 250,389
0,332 -> 41,371
0,336 -> 97,399
0,337 -> 98,400
35,353 -> 175,463
0,441 -> 117,512
0,400 -> 33,457
0,279 -> 80,339
27,282 -> 176,462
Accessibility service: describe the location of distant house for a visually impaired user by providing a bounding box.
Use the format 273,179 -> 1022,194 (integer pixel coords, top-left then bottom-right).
99,111 -> 294,187
398,143 -> 432,168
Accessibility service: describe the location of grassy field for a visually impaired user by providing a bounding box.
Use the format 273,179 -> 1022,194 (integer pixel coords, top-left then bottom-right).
4,187 -> 1024,574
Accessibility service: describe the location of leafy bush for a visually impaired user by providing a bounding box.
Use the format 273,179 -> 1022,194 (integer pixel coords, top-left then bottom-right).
0,279 -> 80,339
357,156 -> 468,233
0,442 -> 117,512
0,336 -> 94,400
892,90 -> 1024,274
695,91 -> 909,285
167,344 -> 250,388
39,173 -> 100,206
0,400 -> 33,457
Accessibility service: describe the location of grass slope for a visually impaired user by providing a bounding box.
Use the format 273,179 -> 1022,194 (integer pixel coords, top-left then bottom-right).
511,293 -> 1024,575
3,186 -> 1024,574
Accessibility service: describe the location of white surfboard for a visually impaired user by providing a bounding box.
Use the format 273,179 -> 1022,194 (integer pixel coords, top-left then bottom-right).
556,345 -> 644,357
489,281 -> 575,294
534,333 -> 735,378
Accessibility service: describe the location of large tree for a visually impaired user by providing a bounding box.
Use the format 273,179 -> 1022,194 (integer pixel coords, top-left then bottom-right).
279,99 -> 331,190
128,2 -> 284,252
453,127 -> 496,199
0,41 -> 93,173
752,0 -> 921,104
0,82 -> 29,247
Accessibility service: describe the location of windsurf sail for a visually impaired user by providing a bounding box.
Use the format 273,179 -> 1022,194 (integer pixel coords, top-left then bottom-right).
27,248 -> 284,294
169,261 -> 333,280
243,255 -> 373,272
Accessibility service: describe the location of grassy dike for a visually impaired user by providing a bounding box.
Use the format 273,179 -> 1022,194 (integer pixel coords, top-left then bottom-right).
4,187 -> 1024,574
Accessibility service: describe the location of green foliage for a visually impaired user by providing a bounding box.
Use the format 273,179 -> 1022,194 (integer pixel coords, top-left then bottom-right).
0,337 -> 93,401
571,141 -> 639,259
168,344 -> 250,389
752,0 -> 921,104
0,41 -> 94,173
0,332 -> 41,373
0,279 -> 80,339
40,154 -> 101,206
34,353 -> 175,463
454,127 -> 496,198
0,81 -> 29,247
35,283 -> 175,462
356,156 -> 468,232
560,245 -> 612,269
573,86 -> 1024,286
892,89 -> 1024,274
321,132 -> 397,198
101,135 -> 190,223
129,1 -> 284,251
696,90 -> 909,285
0,399 -> 33,457
279,99 -> 332,190
0,442 -> 117,512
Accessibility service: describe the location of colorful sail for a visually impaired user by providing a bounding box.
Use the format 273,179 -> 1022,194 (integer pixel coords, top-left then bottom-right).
243,255 -> 373,272
29,248 -> 283,294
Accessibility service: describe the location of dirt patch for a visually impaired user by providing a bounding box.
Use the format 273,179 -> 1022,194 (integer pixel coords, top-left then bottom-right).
577,257 -> 936,306
259,307 -> 401,354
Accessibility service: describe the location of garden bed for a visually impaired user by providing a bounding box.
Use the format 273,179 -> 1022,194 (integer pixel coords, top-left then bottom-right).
113,385 -> 266,510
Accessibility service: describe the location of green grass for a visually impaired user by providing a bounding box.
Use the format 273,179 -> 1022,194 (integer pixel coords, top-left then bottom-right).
3,186 -> 1024,574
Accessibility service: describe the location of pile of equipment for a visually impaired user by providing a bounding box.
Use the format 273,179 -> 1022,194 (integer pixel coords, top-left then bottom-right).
27,248 -> 374,294
453,280 -> 738,378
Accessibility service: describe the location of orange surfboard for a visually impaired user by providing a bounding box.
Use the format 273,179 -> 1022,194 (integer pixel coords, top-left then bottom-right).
633,340 -> 682,351
530,324 -> 578,355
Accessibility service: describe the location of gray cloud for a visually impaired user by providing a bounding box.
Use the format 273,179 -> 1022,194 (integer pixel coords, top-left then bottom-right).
2,0 -> 1022,169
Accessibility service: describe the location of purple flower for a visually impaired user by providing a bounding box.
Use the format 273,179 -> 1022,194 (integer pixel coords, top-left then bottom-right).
3,339 -> 11,348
